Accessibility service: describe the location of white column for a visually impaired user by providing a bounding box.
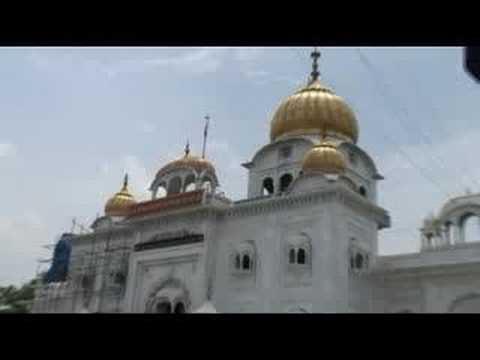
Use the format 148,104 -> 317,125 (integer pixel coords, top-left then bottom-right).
453,222 -> 463,244
444,225 -> 451,245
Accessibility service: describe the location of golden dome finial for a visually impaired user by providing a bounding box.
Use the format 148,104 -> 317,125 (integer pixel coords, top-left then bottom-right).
184,139 -> 190,157
122,173 -> 129,191
270,49 -> 359,144
310,47 -> 321,83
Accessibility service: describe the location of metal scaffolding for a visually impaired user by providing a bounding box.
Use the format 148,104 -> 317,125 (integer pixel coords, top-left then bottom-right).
33,222 -> 132,313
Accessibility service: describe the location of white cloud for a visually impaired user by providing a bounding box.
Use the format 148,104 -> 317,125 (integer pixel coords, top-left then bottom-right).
104,48 -> 224,78
28,48 -> 225,80
0,143 -> 16,158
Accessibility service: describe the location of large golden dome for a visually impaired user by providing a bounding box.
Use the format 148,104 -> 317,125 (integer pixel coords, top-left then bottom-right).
105,174 -> 136,217
302,141 -> 347,175
270,78 -> 358,143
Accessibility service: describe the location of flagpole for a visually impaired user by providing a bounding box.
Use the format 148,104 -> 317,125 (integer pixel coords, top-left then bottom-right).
202,115 -> 210,159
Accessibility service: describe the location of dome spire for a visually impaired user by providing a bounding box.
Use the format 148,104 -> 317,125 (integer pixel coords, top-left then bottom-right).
184,139 -> 190,156
310,47 -> 321,83
104,173 -> 136,217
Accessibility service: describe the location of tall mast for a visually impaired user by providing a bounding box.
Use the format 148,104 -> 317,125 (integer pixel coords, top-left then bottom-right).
202,114 -> 210,159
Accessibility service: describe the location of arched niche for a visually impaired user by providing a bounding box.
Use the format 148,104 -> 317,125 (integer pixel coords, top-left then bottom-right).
167,176 -> 182,195
359,186 -> 367,198
262,177 -> 274,196
279,173 -> 293,193
286,233 -> 312,267
173,301 -> 186,314
184,173 -> 196,192
230,240 -> 257,274
155,301 -> 172,314
145,278 -> 191,314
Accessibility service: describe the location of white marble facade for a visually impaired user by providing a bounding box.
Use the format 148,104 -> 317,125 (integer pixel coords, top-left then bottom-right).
32,55 -> 480,314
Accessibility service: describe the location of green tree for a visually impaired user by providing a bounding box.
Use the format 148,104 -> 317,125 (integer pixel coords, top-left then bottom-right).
0,278 -> 38,313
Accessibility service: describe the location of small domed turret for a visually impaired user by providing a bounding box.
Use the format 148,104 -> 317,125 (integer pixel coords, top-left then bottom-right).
105,174 -> 136,217
302,141 -> 347,175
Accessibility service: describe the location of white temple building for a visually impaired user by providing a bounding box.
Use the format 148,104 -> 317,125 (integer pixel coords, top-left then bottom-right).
32,50 -> 480,313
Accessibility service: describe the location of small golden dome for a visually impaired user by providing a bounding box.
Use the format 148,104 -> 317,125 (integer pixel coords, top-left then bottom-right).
155,145 -> 217,180
105,174 -> 136,217
270,79 -> 358,143
302,141 -> 347,175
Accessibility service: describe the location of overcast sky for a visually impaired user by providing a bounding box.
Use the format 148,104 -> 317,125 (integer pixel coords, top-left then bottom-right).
1,47 -> 478,286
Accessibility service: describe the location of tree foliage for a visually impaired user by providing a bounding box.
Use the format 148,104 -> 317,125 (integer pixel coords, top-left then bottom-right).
0,278 -> 38,313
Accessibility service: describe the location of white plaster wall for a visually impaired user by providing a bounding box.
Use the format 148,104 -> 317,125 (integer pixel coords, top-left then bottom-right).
247,139 -> 313,198
212,190 -> 380,313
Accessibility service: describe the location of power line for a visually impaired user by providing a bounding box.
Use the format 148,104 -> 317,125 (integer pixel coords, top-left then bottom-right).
401,64 -> 480,191
356,48 -> 455,199
356,48 -> 479,194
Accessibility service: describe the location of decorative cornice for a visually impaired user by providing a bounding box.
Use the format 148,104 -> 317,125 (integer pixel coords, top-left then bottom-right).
70,224 -> 134,244
372,260 -> 480,279
73,185 -> 389,245
225,184 -> 389,227
128,190 -> 204,218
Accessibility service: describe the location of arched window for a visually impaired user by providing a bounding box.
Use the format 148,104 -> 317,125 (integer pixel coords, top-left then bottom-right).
289,248 -> 296,264
234,254 -> 241,269
355,253 -> 363,269
174,302 -> 185,314
167,176 -> 182,195
279,173 -> 293,193
242,254 -> 251,270
262,177 -> 274,196
297,248 -> 306,264
184,174 -> 196,192
359,186 -> 367,198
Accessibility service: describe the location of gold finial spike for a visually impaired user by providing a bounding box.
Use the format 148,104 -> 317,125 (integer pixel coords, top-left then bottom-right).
123,173 -> 129,190
310,47 -> 321,82
185,139 -> 190,156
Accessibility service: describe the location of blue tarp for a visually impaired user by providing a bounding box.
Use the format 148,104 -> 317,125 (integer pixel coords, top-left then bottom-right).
43,233 -> 72,284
